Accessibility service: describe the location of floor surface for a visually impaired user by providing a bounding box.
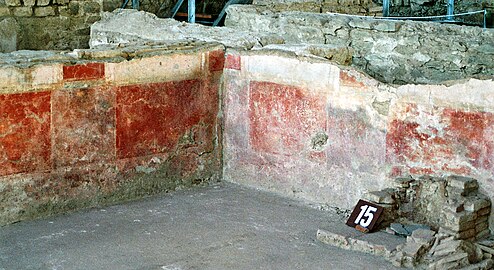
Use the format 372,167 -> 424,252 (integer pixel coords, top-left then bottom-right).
0,182 -> 400,270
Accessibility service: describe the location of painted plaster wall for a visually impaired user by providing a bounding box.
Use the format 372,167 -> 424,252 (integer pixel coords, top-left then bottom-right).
0,43 -> 224,225
222,49 -> 494,230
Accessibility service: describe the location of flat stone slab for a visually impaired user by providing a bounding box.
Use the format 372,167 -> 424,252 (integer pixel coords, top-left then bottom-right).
317,224 -> 406,259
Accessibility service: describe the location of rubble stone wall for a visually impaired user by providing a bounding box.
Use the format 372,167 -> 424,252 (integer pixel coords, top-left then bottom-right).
0,0 -> 121,51
0,42 -> 223,225
222,49 -> 494,231
225,5 -> 494,85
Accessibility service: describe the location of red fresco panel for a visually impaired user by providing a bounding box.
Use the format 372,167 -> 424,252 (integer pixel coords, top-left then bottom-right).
208,50 -> 225,72
386,104 -> 494,175
63,62 -> 105,81
116,80 -> 204,159
0,91 -> 51,176
52,87 -> 116,168
249,81 -> 327,156
225,54 -> 241,71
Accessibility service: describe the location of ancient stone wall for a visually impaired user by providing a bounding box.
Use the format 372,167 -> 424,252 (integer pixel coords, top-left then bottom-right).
225,5 -> 494,84
222,48 -> 494,230
0,0 -> 122,51
0,42 -> 223,225
253,0 -> 493,23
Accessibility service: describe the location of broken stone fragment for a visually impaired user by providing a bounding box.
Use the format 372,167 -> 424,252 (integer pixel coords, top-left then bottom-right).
457,258 -> 494,270
390,223 -> 431,237
410,229 -> 436,245
429,252 -> 469,270
363,189 -> 395,204
394,176 -> 414,188
447,175 -> 479,196
464,196 -> 491,212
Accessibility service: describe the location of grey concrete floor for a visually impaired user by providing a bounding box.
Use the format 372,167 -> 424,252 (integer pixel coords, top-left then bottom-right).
0,182 -> 400,270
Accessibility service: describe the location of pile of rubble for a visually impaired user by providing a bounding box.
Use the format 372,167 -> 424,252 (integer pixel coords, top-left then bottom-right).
362,175 -> 493,269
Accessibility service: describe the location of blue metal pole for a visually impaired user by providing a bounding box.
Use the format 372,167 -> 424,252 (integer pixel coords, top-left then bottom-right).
382,0 -> 390,17
132,0 -> 139,10
446,0 -> 454,21
188,0 -> 195,23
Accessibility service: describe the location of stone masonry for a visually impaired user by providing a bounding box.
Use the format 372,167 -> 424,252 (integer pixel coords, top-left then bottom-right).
225,4 -> 494,84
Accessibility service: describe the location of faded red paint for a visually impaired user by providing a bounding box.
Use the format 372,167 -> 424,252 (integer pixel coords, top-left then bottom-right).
443,109 -> 494,171
208,50 -> 225,72
116,80 -> 207,159
0,91 -> 51,176
225,54 -> 241,70
340,70 -> 365,88
52,87 -> 116,168
63,62 -> 105,81
249,81 -> 327,155
409,167 -> 434,175
387,105 -> 494,176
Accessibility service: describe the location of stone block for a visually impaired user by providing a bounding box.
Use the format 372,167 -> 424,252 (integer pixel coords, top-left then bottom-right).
477,207 -> 491,217
433,240 -> 463,257
0,7 -> 11,16
395,176 -> 414,188
447,175 -> 479,195
5,0 -> 21,6
364,189 -> 395,204
36,0 -> 50,6
81,1 -> 100,14
23,0 -> 35,6
431,252 -> 469,270
476,222 -> 489,234
34,6 -> 55,16
476,229 -> 491,241
466,197 -> 491,212
458,229 -> 477,240
316,229 -> 349,248
0,17 -> 18,53
12,6 -> 32,16
54,0 -> 69,4
410,229 -> 436,245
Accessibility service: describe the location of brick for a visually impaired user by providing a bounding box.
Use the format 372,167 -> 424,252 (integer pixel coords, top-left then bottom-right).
63,62 -> 105,81
465,197 -> 491,212
478,207 -> 491,217
447,175 -> 479,193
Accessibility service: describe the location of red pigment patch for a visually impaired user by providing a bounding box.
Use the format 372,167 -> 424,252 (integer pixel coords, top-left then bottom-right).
208,50 -> 225,72
116,80 -> 207,159
443,109 -> 494,171
63,62 -> 105,81
52,87 -> 116,168
248,81 -> 327,156
0,91 -> 51,176
225,54 -> 241,70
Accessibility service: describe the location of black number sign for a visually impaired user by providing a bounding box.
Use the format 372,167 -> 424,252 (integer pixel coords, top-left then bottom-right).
346,199 -> 383,232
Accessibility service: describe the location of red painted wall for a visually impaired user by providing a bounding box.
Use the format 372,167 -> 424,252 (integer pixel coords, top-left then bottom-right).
0,45 -> 223,225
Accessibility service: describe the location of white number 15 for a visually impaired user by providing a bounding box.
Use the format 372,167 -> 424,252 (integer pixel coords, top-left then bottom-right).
354,205 -> 378,228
